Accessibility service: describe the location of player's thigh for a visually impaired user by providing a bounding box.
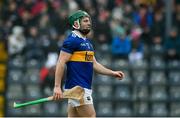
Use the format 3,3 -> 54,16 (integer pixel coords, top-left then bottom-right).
67,104 -> 79,117
76,104 -> 96,117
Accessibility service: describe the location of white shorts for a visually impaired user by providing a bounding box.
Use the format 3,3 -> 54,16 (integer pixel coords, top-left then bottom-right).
67,88 -> 93,107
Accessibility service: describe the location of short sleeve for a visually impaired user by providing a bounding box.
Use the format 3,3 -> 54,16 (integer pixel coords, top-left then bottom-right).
61,38 -> 76,54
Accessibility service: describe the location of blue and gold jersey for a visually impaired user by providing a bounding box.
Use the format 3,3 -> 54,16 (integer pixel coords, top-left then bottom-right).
61,32 -> 94,89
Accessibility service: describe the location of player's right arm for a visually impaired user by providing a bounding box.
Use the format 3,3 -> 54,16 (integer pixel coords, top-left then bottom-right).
53,51 -> 72,100
53,35 -> 77,100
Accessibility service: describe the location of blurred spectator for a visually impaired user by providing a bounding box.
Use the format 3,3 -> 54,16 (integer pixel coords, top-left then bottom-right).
110,2 -> 132,39
152,35 -> 163,45
40,65 -> 56,96
163,27 -> 180,62
111,29 -> 131,59
96,0 -> 109,9
16,9 -> 34,36
2,0 -> 19,26
94,8 -> 111,44
123,4 -> 134,29
133,4 -> 153,44
66,0 -> 79,13
110,19 -> 124,38
151,10 -> 165,41
81,0 -> 97,22
46,31 -> 59,54
129,27 -> 144,63
17,0 -> 48,35
31,0 -> 47,17
51,9 -> 68,35
3,21 -> 13,39
39,14 -> 51,33
150,10 -> 164,52
133,4 -> 153,28
25,26 -> 45,61
40,53 -> 58,95
151,35 -> 164,54
18,0 -> 47,17
133,0 -> 157,6
81,0 -> 93,12
124,4 -> 133,18
173,3 -> 180,34
111,1 -> 124,22
38,13 -> 59,56
8,26 -> 26,57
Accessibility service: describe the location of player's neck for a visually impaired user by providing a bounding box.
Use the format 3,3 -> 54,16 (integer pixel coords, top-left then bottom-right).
72,30 -> 87,39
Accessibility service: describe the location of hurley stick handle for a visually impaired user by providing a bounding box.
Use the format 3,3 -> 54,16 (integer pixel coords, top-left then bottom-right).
13,86 -> 84,108
14,97 -> 51,108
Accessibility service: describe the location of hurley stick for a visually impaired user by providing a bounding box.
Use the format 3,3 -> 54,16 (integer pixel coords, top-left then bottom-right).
13,86 -> 84,108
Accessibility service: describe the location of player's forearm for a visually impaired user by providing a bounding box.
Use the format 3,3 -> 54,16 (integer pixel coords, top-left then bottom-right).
93,61 -> 114,76
54,62 -> 65,87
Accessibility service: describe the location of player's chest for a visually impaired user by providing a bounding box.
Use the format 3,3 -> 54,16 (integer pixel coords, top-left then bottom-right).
77,40 -> 94,51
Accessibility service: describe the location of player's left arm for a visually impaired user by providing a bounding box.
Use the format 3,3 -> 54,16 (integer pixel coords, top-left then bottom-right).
93,57 -> 125,80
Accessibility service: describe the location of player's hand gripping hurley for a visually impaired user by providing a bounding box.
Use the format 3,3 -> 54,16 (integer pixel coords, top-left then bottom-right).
13,86 -> 84,108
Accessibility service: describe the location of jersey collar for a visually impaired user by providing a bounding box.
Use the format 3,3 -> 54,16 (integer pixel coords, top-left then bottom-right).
72,30 -> 86,40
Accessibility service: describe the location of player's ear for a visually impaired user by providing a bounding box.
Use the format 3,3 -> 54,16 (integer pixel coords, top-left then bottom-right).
72,20 -> 80,29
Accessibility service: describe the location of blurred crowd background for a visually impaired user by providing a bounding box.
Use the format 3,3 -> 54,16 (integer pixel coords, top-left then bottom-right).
0,0 -> 180,117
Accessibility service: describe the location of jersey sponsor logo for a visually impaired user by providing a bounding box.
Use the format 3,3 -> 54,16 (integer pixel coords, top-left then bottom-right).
80,43 -> 86,47
80,43 -> 91,49
71,33 -> 77,38
85,52 -> 93,61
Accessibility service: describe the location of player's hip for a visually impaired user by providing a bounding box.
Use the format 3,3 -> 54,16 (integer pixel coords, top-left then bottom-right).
65,88 -> 93,107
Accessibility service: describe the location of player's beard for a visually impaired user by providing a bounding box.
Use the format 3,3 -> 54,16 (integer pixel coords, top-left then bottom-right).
78,28 -> 91,35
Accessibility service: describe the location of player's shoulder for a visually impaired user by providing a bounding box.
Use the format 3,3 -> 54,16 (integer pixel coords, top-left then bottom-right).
69,32 -> 80,39
64,33 -> 79,42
